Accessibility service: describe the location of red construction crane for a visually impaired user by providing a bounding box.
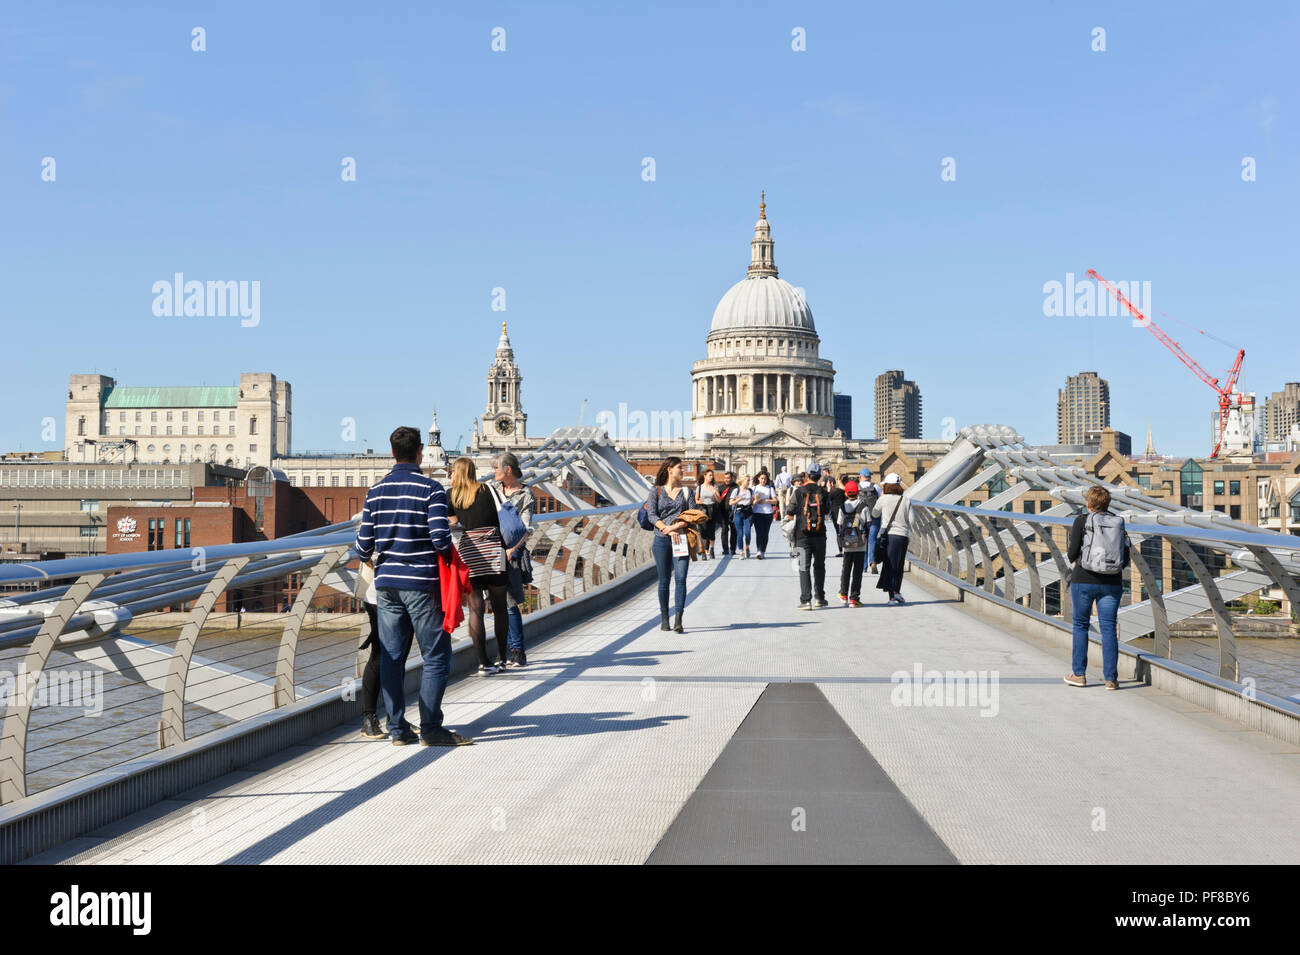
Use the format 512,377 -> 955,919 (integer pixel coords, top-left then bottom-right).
1087,269 -> 1246,458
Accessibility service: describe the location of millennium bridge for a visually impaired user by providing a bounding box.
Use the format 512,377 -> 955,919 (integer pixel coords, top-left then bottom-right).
2,425 -> 1299,864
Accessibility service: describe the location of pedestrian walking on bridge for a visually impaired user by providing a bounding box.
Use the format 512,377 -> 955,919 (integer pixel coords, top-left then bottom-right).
792,463 -> 831,610
774,466 -> 793,514
860,468 -> 883,573
731,473 -> 754,558
1064,485 -> 1130,690
715,471 -> 737,556
837,480 -> 870,606
751,469 -> 778,559
872,473 -> 912,605
697,468 -> 719,559
646,456 -> 696,633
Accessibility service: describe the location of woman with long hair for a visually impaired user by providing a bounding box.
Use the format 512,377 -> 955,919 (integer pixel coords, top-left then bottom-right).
731,473 -> 754,559
871,473 -> 913,605
750,469 -> 777,559
697,468 -> 718,560
645,456 -> 695,632
492,451 -> 534,668
448,457 -> 510,675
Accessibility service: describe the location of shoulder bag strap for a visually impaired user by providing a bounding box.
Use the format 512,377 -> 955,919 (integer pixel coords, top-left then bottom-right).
881,496 -> 901,537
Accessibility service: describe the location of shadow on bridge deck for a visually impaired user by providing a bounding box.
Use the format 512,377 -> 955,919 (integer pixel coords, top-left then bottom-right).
25,539 -> 1300,865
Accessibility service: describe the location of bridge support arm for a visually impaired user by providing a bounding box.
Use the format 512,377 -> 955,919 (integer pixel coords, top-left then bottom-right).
160,556 -> 251,747
0,572 -> 107,805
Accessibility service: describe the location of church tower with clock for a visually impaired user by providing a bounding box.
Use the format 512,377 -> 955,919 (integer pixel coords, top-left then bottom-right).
480,322 -> 528,449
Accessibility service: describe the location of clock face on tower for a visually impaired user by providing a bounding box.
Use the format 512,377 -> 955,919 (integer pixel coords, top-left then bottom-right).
495,417 -> 514,436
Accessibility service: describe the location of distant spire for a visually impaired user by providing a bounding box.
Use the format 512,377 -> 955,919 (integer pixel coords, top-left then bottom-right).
495,322 -> 514,363
748,192 -> 777,278
422,407 -> 447,474
1145,422 -> 1156,459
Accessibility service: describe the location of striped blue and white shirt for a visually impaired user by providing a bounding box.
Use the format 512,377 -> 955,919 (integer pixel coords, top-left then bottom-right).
354,463 -> 452,590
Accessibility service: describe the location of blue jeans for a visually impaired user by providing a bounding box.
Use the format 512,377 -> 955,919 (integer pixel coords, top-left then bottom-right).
1070,582 -> 1122,682
652,534 -> 690,616
752,512 -> 773,554
376,586 -> 450,739
507,605 -> 525,653
866,520 -> 881,565
733,510 -> 753,550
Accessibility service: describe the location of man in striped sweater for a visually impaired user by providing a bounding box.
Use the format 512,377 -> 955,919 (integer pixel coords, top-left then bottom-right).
355,426 -> 472,746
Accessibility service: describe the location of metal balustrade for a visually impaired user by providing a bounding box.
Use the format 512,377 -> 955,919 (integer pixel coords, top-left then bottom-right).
0,502 -> 652,805
902,424 -> 1300,704
910,501 -> 1300,682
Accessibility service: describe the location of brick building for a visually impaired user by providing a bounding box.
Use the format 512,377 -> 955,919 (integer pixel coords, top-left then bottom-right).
106,476 -> 367,613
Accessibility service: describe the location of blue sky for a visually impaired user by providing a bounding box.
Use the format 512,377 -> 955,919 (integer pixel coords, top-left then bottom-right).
2,1 -> 1296,457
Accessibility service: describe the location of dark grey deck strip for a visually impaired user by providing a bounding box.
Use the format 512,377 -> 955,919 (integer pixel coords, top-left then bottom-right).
646,682 -> 958,864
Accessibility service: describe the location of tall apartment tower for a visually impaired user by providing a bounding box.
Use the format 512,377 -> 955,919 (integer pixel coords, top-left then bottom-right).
1058,371 -> 1110,445
874,370 -> 922,440
1264,383 -> 1300,444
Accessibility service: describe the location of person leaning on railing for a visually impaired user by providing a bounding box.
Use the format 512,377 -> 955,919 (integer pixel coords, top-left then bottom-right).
492,451 -> 534,668
646,456 -> 696,633
1063,485 -> 1130,691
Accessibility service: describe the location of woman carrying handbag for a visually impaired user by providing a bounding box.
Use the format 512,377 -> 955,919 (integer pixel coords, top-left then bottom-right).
491,451 -> 535,668
731,474 -> 754,559
697,469 -> 719,560
448,457 -> 510,675
872,472 -> 913,605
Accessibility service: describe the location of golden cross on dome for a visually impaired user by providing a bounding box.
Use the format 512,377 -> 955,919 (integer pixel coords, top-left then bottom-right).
759,191 -> 766,219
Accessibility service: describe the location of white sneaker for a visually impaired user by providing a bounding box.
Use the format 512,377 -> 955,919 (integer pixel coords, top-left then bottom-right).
477,664 -> 496,677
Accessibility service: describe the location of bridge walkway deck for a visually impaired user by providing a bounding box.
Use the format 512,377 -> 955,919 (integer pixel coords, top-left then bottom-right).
26,540 -> 1300,865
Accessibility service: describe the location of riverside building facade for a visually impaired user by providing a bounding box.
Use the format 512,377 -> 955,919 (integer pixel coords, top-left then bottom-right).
65,372 -> 291,470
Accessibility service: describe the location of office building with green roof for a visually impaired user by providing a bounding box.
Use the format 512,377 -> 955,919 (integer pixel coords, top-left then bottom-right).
66,372 -> 291,470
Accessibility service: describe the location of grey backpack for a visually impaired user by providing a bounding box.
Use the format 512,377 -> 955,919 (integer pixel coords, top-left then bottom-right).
1080,511 -> 1127,574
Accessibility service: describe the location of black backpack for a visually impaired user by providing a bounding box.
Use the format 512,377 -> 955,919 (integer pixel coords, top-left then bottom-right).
800,486 -> 825,534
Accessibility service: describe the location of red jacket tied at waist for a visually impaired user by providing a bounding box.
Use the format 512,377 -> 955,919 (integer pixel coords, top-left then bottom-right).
437,549 -> 471,634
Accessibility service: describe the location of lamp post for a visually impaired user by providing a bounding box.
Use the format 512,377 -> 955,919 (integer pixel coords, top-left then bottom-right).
86,513 -> 101,557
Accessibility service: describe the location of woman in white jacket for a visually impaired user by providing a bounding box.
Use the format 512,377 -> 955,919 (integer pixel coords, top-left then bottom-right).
872,472 -> 912,604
